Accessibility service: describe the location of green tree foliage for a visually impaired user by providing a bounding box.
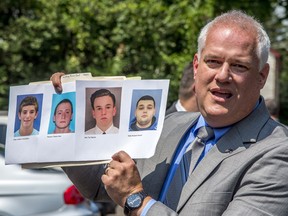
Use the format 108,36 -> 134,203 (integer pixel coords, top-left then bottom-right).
211,0 -> 275,20
0,0 -> 286,116
266,0 -> 288,124
0,0 -> 214,109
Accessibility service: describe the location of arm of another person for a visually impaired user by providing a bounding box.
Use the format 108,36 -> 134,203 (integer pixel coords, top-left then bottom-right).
50,72 -> 108,200
62,165 -> 111,201
62,152 -> 179,216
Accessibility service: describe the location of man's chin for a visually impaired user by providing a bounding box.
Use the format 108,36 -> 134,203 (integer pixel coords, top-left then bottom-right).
98,123 -> 112,129
138,122 -> 151,128
201,105 -> 228,118
58,126 -> 69,129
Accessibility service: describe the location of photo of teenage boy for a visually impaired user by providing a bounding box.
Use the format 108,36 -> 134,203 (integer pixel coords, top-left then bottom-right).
85,88 -> 119,135
53,99 -> 74,134
14,96 -> 40,137
48,92 -> 75,134
129,95 -> 158,131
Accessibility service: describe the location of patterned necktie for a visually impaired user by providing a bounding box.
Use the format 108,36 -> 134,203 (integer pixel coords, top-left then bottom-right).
185,126 -> 214,174
164,126 -> 214,210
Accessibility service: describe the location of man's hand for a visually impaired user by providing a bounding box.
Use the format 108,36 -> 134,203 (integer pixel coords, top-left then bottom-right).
101,151 -> 144,207
50,72 -> 65,93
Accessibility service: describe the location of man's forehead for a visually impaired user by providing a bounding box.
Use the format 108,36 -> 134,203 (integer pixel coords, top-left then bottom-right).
57,106 -> 72,111
22,105 -> 36,110
138,100 -> 154,106
58,102 -> 71,107
94,95 -> 113,103
95,103 -> 113,108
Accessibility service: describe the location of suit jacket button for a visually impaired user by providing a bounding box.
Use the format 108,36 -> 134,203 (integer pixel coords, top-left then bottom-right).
225,149 -> 233,153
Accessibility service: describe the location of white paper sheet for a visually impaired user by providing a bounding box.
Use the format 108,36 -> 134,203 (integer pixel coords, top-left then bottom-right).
5,78 -> 169,167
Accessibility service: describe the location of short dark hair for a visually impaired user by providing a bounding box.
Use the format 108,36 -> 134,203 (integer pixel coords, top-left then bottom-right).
265,98 -> 278,116
178,63 -> 195,101
90,89 -> 116,109
136,95 -> 155,108
19,96 -> 39,113
54,99 -> 73,115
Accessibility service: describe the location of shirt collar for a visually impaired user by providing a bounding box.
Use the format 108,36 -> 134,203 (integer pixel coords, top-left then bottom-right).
193,99 -> 260,142
175,99 -> 187,112
193,115 -> 231,143
95,124 -> 114,133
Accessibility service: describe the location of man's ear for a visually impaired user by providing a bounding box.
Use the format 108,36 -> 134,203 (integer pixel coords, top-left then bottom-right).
113,106 -> 117,116
192,83 -> 196,94
91,109 -> 96,119
259,63 -> 269,89
34,112 -> 38,120
193,54 -> 199,79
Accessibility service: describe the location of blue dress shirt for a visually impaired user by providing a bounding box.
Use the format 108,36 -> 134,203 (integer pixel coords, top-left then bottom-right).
141,115 -> 231,216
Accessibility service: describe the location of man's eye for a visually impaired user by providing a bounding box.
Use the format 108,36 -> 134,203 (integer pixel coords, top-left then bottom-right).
205,59 -> 222,68
231,64 -> 248,73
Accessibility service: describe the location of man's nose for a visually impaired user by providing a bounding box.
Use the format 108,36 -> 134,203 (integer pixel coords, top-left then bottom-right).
215,63 -> 231,83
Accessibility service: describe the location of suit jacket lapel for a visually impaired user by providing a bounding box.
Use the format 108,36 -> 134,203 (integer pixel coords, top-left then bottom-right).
176,127 -> 246,211
141,112 -> 200,199
176,97 -> 270,212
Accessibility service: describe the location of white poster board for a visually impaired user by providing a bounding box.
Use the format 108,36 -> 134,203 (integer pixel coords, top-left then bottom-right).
5,77 -> 169,168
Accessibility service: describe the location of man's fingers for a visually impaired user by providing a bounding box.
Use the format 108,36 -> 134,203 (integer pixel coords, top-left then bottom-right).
112,150 -> 132,163
50,72 -> 65,82
50,72 -> 65,93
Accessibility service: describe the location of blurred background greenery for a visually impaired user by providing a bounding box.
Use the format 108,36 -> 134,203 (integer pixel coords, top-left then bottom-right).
0,0 -> 287,124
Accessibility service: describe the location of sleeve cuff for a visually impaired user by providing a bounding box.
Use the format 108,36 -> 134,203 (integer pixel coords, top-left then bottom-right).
140,199 -> 157,216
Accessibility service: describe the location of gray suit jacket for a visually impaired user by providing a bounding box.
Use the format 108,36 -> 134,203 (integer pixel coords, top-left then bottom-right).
166,101 -> 178,115
63,97 -> 288,215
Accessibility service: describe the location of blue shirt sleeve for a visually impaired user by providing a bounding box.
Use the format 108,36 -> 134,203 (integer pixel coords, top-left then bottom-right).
140,199 -> 157,216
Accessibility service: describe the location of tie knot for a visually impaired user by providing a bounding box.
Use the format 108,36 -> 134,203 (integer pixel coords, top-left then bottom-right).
196,126 -> 214,143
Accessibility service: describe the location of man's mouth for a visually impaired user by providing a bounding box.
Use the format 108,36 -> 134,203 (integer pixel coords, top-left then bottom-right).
211,89 -> 233,99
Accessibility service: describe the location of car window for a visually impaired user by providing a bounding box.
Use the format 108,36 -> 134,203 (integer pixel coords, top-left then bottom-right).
0,123 -> 7,145
0,123 -> 7,157
0,144 -> 4,156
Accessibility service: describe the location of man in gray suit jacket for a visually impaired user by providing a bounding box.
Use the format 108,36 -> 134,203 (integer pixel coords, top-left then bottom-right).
51,10 -> 288,216
166,62 -> 198,115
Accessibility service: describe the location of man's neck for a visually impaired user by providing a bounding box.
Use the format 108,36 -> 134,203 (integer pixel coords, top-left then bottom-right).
54,127 -> 71,133
98,123 -> 113,132
136,122 -> 152,129
179,97 -> 198,112
19,127 -> 33,136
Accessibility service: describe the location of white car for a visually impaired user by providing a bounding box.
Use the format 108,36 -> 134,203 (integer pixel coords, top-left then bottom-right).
0,111 -> 101,216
